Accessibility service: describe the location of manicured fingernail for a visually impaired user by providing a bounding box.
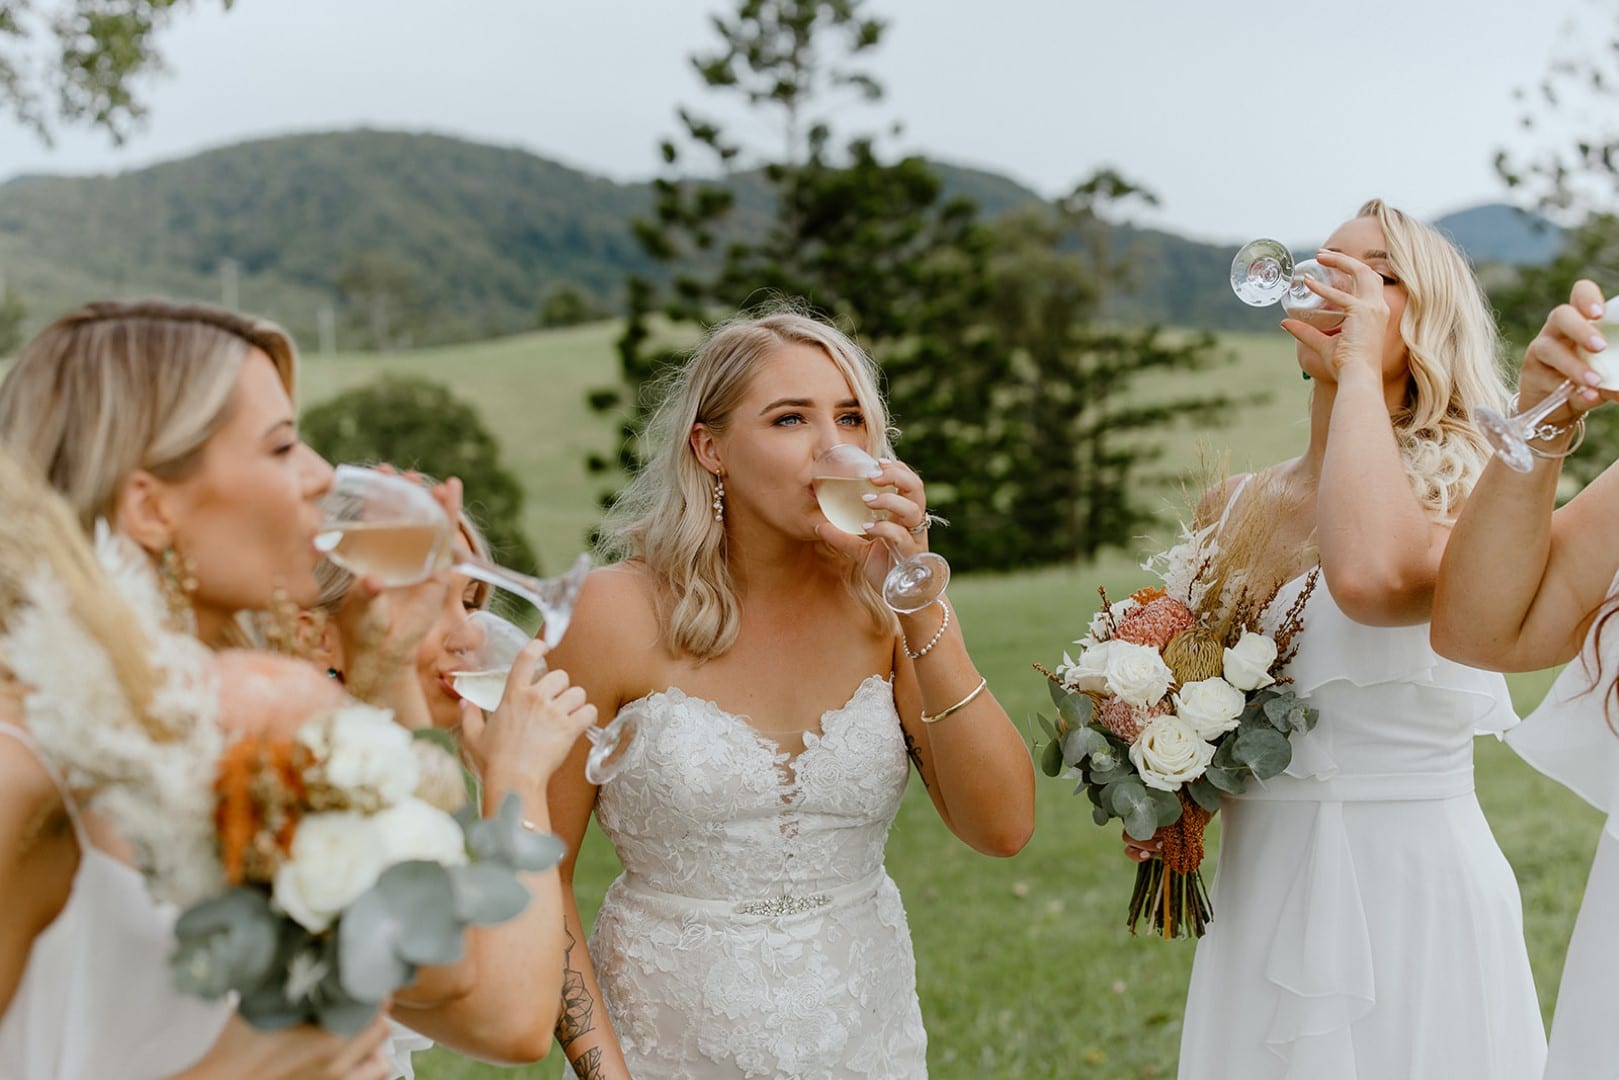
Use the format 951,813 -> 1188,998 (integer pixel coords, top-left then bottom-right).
862,522 -> 876,532
878,456 -> 894,464
1584,387 -> 1601,401
860,493 -> 878,504
1590,303 -> 1606,318
866,469 -> 884,480
1585,370 -> 1602,386
1588,335 -> 1607,351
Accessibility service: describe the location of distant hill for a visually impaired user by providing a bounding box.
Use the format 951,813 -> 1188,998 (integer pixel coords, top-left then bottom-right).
0,130 -> 1563,347
1434,203 -> 1563,266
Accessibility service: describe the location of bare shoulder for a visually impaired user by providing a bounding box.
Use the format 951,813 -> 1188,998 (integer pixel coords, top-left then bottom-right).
1194,472 -> 1251,528
548,563 -> 664,706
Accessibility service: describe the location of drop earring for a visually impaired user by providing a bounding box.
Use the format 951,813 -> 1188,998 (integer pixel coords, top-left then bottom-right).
712,474 -> 725,523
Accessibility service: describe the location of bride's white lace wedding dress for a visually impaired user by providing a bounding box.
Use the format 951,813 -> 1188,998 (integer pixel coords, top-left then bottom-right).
589,672 -> 929,1078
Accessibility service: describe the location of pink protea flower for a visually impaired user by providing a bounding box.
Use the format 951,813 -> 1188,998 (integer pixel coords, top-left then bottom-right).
1113,596 -> 1197,649
1098,698 -> 1171,743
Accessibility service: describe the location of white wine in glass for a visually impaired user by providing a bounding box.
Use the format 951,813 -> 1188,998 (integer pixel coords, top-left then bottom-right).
445,611 -> 533,712
319,466 -> 592,641
812,444 -> 950,614
813,475 -> 896,534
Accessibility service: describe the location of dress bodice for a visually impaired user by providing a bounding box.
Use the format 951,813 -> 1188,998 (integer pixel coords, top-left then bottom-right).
594,673 -> 910,903
588,674 -> 929,1077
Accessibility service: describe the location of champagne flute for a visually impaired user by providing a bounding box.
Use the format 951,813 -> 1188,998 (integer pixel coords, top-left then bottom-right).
445,608 -> 634,784
1230,237 -> 1352,330
812,444 -> 950,613
316,466 -> 591,642
446,611 -> 531,712
1476,294 -> 1619,473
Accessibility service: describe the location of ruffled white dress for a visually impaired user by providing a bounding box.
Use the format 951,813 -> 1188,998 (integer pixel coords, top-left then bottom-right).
1506,578 -> 1619,1080
1176,572 -> 1546,1080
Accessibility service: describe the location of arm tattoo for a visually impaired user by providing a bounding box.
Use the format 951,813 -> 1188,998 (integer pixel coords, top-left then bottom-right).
570,1047 -> 605,1080
902,729 -> 929,789
556,918 -> 597,1046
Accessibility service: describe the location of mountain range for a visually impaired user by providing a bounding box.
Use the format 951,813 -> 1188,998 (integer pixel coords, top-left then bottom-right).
0,129 -> 1562,348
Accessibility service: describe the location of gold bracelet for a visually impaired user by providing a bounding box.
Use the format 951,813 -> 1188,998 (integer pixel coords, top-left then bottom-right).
921,676 -> 988,725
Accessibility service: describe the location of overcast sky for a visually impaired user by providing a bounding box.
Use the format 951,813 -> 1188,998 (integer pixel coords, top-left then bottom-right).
0,0 -> 1606,245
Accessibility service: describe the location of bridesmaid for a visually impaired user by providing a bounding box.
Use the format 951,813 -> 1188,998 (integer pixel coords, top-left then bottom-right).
1143,201 -> 1544,1079
1432,280 -> 1619,1079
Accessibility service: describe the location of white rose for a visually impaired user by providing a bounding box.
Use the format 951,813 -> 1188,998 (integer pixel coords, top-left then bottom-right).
273,812 -> 389,932
300,705 -> 419,809
1060,641 -> 1113,693
1223,631 -> 1279,691
1103,640 -> 1175,707
372,798 -> 469,868
1128,715 -> 1217,792
1173,677 -> 1247,740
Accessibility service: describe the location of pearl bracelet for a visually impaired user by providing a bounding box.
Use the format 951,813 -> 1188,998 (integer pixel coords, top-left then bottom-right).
901,599 -> 951,661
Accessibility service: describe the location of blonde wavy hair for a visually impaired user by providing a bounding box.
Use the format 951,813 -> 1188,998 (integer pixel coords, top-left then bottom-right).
598,309 -> 896,660
0,299 -> 298,532
1357,198 -> 1510,517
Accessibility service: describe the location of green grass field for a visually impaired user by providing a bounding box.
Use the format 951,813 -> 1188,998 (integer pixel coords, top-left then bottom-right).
294,325 -> 1600,1079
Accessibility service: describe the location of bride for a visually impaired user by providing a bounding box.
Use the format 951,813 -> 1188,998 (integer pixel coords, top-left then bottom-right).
545,309 -> 1035,1078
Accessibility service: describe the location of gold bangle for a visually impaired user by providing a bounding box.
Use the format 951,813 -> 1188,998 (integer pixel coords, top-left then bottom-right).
921,676 -> 988,725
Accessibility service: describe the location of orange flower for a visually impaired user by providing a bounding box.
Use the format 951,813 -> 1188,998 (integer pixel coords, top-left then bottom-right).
215,737 -> 308,885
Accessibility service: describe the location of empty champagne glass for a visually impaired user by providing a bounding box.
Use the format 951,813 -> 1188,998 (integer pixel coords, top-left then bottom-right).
812,444 -> 949,613
316,465 -> 591,642
1477,293 -> 1619,472
1230,237 -> 1352,330
446,607 -> 632,784
446,611 -> 531,712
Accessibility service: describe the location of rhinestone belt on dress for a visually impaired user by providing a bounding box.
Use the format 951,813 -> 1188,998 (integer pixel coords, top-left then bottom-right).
734,893 -> 833,917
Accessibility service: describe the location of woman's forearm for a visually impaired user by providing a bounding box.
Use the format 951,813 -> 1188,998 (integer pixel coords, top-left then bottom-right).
555,888 -> 633,1080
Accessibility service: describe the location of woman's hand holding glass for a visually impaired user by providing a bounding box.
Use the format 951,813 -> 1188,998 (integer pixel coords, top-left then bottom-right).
454,628 -> 598,786
811,446 -> 948,613
1475,280 -> 1619,472
1278,249 -> 1392,381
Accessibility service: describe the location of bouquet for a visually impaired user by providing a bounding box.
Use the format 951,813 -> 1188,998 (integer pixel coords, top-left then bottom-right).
0,450 -> 560,1032
1034,512 -> 1320,939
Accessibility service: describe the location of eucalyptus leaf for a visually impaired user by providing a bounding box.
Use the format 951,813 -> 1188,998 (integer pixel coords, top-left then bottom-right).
449,863 -> 533,924
1062,726 -> 1107,766
315,990 -> 383,1037
1057,691 -> 1093,731
171,887 -> 282,998
1091,804 -> 1111,827
1231,728 -> 1292,779
1040,738 -> 1064,778
372,861 -> 465,967
235,980 -> 306,1031
334,887 -> 416,1003
467,793 -> 566,872
1147,788 -> 1183,828
1047,677 -> 1070,710
1203,765 -> 1247,794
1038,713 -> 1058,742
1123,803 -> 1159,842
1187,777 -> 1222,812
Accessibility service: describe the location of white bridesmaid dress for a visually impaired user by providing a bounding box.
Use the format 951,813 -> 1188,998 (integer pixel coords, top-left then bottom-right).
1176,566 -> 1546,1080
1506,577 -> 1619,1080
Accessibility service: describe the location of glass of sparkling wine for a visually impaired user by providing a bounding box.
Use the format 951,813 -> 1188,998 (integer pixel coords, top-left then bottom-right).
1230,237 -> 1352,330
316,466 -> 591,643
445,608 -> 635,784
446,611 -> 531,712
812,444 -> 950,613
1476,293 -> 1619,473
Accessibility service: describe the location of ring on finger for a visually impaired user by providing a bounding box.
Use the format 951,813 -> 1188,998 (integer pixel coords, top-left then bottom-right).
908,519 -> 930,536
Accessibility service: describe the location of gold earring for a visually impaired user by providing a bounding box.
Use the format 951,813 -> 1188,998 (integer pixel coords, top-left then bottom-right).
159,545 -> 199,633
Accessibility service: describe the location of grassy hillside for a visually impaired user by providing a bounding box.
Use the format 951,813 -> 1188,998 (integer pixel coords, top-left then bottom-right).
289,323 -> 1592,1079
